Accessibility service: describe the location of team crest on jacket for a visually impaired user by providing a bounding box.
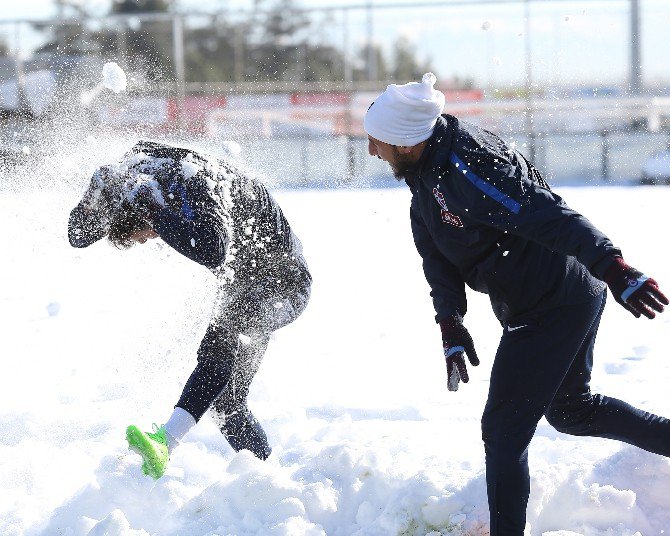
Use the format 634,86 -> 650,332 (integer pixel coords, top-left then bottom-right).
432,186 -> 464,227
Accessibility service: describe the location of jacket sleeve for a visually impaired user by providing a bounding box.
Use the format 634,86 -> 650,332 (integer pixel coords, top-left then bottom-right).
68,204 -> 108,248
410,199 -> 467,322
152,181 -> 228,270
450,147 -> 621,278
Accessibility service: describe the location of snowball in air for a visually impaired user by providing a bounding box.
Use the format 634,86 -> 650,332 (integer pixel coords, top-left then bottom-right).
221,141 -> 242,158
481,20 -> 491,31
102,62 -> 127,93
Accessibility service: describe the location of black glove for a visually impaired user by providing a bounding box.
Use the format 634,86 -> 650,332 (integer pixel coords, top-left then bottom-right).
603,257 -> 668,319
439,315 -> 480,392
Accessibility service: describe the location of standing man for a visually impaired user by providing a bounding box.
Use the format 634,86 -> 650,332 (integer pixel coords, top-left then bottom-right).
364,73 -> 670,534
69,140 -> 311,479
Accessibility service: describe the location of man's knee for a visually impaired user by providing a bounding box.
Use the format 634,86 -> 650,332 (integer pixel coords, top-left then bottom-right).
197,324 -> 238,363
481,411 -> 497,447
545,395 -> 599,435
481,408 -> 540,457
481,410 -> 517,456
212,388 -> 242,417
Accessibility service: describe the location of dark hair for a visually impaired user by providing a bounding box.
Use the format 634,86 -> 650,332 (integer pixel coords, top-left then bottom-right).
107,200 -> 152,249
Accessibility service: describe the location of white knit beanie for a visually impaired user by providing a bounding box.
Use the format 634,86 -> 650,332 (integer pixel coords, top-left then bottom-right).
364,73 -> 445,146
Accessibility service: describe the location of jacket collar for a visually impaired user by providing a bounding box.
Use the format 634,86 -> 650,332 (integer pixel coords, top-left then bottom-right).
404,114 -> 457,189
415,114 -> 457,182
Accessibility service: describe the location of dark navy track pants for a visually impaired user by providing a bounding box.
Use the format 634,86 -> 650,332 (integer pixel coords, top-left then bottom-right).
482,290 -> 670,535
176,260 -> 311,460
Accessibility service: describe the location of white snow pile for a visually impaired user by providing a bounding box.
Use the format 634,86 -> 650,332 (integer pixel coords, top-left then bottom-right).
2,159 -> 670,536
102,62 -> 128,94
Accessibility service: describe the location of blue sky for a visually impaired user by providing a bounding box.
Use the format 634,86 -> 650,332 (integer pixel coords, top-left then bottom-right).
0,0 -> 668,90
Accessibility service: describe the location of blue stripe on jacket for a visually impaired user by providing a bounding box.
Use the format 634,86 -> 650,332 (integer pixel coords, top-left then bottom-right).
170,182 -> 195,220
450,152 -> 521,215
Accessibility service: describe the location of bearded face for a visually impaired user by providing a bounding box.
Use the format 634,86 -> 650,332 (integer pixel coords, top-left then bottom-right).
368,136 -> 420,181
388,145 -> 420,180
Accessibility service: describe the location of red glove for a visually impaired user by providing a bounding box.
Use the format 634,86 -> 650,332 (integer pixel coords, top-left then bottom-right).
440,315 -> 480,392
603,257 -> 668,319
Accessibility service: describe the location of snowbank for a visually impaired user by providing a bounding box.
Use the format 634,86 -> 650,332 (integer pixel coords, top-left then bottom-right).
2,150 -> 670,535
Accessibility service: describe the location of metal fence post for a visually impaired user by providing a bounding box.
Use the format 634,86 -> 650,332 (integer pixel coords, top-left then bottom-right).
524,0 -> 536,164
172,13 -> 185,130
345,91 -> 356,182
600,130 -> 610,182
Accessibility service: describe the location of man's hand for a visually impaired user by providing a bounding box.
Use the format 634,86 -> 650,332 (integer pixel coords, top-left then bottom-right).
603,257 -> 668,319
440,315 -> 480,392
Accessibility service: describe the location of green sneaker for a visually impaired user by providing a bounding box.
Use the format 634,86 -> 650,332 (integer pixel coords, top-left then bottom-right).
126,423 -> 169,480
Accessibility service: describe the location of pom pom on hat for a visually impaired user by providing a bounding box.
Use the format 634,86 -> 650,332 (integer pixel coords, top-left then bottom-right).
364,73 -> 445,146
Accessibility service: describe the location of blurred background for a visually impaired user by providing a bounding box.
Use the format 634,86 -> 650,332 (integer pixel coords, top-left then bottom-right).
0,0 -> 669,187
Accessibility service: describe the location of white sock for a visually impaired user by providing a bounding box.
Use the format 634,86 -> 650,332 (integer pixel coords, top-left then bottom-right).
164,407 -> 196,453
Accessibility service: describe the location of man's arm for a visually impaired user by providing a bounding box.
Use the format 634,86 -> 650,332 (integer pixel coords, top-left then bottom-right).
450,147 -> 620,276
150,181 -> 228,270
68,167 -> 118,248
410,200 -> 479,391
68,204 -> 109,248
450,144 -> 666,317
410,200 -> 467,322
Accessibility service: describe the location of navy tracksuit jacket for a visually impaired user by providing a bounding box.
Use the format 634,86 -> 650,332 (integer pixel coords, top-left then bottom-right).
408,114 -> 616,324
407,115 -> 670,534
69,141 -> 311,460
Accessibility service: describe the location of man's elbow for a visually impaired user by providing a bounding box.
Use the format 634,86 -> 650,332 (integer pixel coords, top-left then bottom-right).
201,240 -> 227,269
69,232 -> 87,248
67,210 -> 107,248
68,225 -> 98,248
68,213 -> 86,247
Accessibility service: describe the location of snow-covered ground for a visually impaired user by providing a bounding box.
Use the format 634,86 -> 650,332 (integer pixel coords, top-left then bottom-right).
2,142 -> 670,536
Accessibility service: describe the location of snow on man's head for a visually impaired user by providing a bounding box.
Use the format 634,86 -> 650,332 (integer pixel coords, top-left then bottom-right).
364,73 -> 445,147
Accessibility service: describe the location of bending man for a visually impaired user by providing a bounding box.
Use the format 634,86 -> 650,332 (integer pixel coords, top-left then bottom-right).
69,140 -> 311,479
